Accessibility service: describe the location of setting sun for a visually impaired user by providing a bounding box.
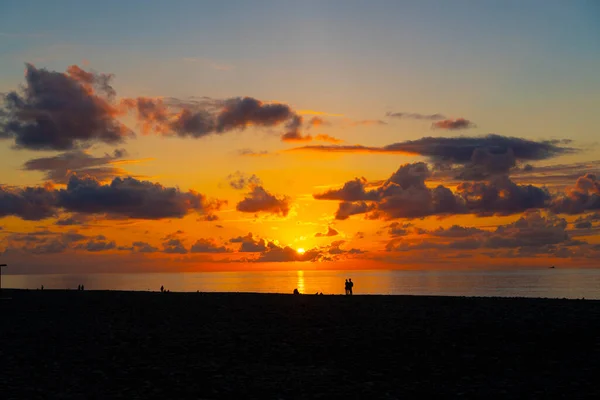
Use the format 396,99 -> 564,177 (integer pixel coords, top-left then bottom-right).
297,248 -> 306,254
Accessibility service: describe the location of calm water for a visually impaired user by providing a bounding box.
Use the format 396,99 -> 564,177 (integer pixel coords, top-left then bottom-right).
3,269 -> 600,299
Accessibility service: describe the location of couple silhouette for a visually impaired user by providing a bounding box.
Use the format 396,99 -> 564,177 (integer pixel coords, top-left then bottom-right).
344,278 -> 354,295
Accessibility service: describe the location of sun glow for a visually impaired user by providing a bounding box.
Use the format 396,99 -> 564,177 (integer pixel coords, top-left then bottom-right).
297,248 -> 305,254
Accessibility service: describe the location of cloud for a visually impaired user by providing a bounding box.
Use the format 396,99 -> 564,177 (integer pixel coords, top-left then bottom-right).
314,177 -> 378,201
237,149 -> 270,157
254,241 -> 325,262
297,109 -> 344,117
122,96 -> 306,140
432,118 -> 476,130
347,119 -> 387,127
131,241 -> 159,253
162,238 -> 188,254
386,211 -> 580,258
315,162 -> 552,220
281,131 -> 312,142
385,112 -> 446,120
57,176 -> 221,219
21,149 -> 139,184
190,238 -> 230,253
307,117 -> 331,128
574,212 -> 600,228
335,201 -> 375,220
226,171 -> 262,190
387,222 -> 415,237
75,236 -> 116,252
289,134 -> 573,163
1,176 -> 222,221
551,174 -> 600,214
314,134 -> 342,144
2,229 -> 100,255
0,64 -> 131,150
236,186 -> 291,216
456,175 -> 550,216
315,226 -> 339,237
0,183 -> 57,220
229,233 -> 267,252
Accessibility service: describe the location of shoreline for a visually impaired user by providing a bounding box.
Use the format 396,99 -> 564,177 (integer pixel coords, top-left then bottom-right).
2,288 -> 596,301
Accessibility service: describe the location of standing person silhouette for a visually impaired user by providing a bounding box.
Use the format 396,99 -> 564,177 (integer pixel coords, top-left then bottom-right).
344,279 -> 349,295
348,278 -> 354,295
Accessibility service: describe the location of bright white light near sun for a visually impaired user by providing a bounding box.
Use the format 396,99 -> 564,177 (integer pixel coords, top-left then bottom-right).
297,248 -> 305,254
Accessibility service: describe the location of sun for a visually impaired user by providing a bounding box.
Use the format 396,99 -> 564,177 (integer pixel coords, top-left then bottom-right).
297,248 -> 305,254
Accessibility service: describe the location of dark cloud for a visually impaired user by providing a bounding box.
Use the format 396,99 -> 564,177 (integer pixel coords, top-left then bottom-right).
348,119 -> 387,127
385,112 -> 446,120
289,135 -> 574,169
75,236 -> 116,252
315,226 -> 339,237
122,96 -> 305,141
229,233 -> 268,252
3,229 -> 94,255
386,211 -> 579,258
57,176 -> 217,219
335,201 -> 375,220
1,176 -> 221,221
54,214 -> 92,226
131,241 -> 159,253
29,239 -> 69,254
236,186 -> 291,216
0,183 -> 57,220
313,178 -> 378,201
387,222 -> 414,237
574,221 -> 592,229
226,171 -> 262,190
551,174 -> 600,214
430,225 -> 486,238
254,241 -> 325,262
315,162 -> 552,220
456,176 -> 550,216
281,131 -> 312,142
22,149 -> 133,184
431,118 -> 475,130
574,212 -> 600,226
162,238 -> 188,254
190,238 -> 230,253
0,64 -> 131,151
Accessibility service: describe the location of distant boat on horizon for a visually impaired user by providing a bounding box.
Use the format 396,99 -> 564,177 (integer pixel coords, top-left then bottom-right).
550,266 -> 556,269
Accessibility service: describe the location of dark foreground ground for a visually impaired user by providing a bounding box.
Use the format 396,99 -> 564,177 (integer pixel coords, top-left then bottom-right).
2,290 -> 600,399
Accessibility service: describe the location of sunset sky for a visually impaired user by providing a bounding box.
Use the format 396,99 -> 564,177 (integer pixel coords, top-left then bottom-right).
1,0 -> 599,274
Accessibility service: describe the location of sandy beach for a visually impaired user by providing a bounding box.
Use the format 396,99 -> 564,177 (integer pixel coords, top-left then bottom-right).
2,290 -> 600,399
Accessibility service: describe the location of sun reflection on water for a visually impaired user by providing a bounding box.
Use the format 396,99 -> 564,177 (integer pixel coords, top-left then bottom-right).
296,270 -> 305,294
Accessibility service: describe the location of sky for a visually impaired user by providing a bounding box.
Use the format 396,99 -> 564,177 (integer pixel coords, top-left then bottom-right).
1,0 -> 599,274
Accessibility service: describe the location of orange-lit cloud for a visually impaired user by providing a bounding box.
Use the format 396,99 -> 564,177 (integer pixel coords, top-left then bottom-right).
297,109 -> 344,117
314,134 -> 343,144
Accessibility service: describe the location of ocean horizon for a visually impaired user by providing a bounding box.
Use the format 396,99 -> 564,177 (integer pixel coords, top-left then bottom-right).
4,268 -> 600,299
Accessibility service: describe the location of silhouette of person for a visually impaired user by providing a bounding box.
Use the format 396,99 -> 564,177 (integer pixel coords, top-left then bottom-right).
160,285 -> 164,293
344,279 -> 349,295
77,284 -> 81,291
81,285 -> 84,291
348,278 -> 354,295
41,285 -> 44,291
293,288 -> 300,295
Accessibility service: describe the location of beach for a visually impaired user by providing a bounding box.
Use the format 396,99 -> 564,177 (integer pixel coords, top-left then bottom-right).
2,290 -> 600,398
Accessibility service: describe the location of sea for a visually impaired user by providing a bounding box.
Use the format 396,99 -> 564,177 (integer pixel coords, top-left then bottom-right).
3,268 -> 600,299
